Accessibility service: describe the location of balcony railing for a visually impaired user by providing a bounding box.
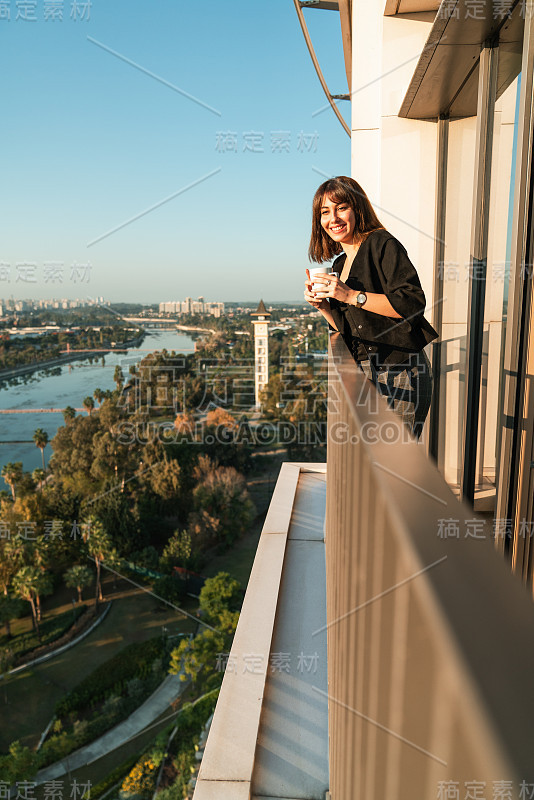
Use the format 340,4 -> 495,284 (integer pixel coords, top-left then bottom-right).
326,332 -> 534,796
193,332 -> 534,799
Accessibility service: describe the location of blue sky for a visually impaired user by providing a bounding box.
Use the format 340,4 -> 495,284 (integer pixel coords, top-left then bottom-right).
0,0 -> 350,304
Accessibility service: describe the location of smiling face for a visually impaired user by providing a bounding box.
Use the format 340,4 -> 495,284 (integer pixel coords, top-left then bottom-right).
320,194 -> 358,246
309,177 -> 383,263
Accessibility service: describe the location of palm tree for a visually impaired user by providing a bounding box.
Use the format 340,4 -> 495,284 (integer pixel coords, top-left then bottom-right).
29,536 -> 50,575
62,406 -> 76,425
32,468 -> 46,492
93,388 -> 104,407
32,428 -> 49,470
83,396 -> 95,416
64,565 -> 93,603
26,538 -> 52,625
83,518 -> 116,608
13,567 -> 39,632
113,365 -> 124,391
1,462 -> 23,501
0,539 -> 25,638
13,566 -> 52,639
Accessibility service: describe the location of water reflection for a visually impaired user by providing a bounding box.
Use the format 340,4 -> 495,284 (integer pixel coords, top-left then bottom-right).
0,329 -> 195,481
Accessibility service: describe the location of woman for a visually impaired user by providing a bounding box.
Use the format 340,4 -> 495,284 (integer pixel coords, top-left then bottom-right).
304,176 -> 438,440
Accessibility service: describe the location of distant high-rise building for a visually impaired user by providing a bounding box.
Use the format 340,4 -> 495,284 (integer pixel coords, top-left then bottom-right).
158,298 -> 224,317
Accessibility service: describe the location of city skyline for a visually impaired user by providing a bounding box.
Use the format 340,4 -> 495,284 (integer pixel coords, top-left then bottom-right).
0,294 -> 309,313
1,0 -> 350,304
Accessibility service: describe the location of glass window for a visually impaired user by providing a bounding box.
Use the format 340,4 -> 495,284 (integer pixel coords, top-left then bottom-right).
436,74 -> 520,502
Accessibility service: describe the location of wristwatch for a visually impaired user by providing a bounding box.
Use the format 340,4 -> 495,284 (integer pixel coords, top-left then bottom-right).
356,291 -> 367,308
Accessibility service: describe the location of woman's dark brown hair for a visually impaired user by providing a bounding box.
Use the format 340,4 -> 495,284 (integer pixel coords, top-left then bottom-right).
308,176 -> 384,263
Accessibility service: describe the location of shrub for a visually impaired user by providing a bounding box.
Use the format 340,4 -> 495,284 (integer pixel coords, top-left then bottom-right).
127,678 -> 143,698
121,754 -> 159,798
40,645 -> 171,768
55,636 -> 166,717
90,754 -> 140,800
0,604 -> 87,660
157,691 -> 219,799
152,575 -> 186,605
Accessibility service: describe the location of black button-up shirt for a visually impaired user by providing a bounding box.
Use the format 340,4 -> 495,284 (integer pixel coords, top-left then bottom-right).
328,229 -> 438,367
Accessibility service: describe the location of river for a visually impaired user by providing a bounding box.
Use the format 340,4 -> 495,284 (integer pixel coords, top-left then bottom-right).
0,329 -> 196,488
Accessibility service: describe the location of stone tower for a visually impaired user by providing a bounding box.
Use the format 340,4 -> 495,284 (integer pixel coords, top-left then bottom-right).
251,299 -> 271,410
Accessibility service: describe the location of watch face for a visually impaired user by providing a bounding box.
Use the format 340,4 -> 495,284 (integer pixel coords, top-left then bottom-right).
357,292 -> 366,305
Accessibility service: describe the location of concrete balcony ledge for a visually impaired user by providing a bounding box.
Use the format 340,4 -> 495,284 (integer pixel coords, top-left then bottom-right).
193,463 -> 329,800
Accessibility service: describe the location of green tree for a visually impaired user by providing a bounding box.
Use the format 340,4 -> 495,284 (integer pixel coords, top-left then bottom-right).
168,627 -> 227,691
0,539 -> 25,623
160,530 -> 192,573
32,467 -> 46,492
149,457 -> 181,502
83,517 -> 117,607
28,536 -> 52,582
87,492 -> 144,556
183,509 -> 221,557
98,397 -> 122,434
152,574 -> 186,605
90,430 -> 129,484
83,396 -> 95,416
93,387 -> 104,407
50,413 -> 101,496
192,466 -> 255,547
62,405 -> 76,425
0,740 -> 39,783
1,462 -> 23,501
12,565 -> 52,638
0,594 -> 24,638
64,564 -> 93,603
168,573 -> 240,691
114,365 -> 124,390
259,373 -> 283,417
32,428 -> 49,470
198,573 -> 241,624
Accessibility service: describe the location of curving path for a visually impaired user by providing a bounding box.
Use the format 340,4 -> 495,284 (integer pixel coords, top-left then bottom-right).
35,671 -> 187,784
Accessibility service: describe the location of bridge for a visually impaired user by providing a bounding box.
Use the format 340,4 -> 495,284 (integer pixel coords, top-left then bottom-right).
122,317 -> 180,327
0,408 -> 86,414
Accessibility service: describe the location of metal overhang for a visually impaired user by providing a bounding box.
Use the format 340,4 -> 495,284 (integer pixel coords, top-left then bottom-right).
398,0 -> 523,120
384,0 -> 440,15
299,0 -> 339,9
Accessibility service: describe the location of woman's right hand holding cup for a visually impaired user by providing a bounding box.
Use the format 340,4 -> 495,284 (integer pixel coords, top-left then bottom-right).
305,269 -> 328,310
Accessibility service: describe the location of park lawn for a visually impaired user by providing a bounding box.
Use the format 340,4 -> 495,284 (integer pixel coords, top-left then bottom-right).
0,574 -> 197,754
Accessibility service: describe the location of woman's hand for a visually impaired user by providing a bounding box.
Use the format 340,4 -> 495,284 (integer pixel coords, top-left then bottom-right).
304,269 -> 329,310
310,273 -> 357,305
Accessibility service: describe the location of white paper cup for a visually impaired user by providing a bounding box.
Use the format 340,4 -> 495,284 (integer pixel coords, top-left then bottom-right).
309,265 -> 334,294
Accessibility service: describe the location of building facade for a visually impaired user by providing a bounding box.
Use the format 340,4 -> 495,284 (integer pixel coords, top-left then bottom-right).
158,298 -> 224,316
305,0 -> 534,588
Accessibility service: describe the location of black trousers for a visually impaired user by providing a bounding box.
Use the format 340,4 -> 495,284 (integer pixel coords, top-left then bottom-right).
356,349 -> 433,441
